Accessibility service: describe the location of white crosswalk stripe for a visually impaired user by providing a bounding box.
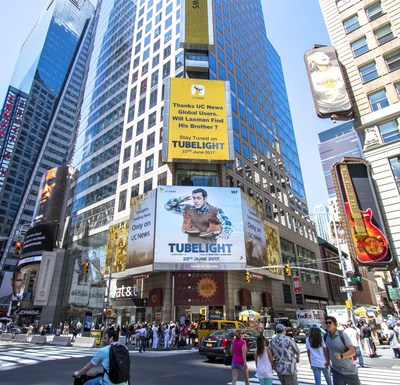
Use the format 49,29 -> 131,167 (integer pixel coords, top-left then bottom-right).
227,365 -> 399,385
0,345 -> 97,371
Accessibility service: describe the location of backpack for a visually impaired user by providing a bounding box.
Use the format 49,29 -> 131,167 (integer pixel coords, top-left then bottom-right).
104,344 -> 130,384
324,329 -> 347,348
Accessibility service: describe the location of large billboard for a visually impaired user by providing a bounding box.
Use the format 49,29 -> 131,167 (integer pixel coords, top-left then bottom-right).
181,0 -> 214,49
34,166 -> 71,224
154,186 -> 246,270
304,46 -> 353,120
126,190 -> 156,274
105,220 -> 129,274
163,78 -> 233,163
332,159 -> 393,266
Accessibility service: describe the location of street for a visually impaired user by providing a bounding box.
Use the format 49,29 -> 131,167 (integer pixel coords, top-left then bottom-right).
0,342 -> 399,385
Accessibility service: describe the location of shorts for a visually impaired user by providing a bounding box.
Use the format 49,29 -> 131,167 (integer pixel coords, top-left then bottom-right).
231,363 -> 245,369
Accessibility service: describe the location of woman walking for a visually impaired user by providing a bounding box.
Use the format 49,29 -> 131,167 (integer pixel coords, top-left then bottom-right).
305,324 -> 333,385
254,334 -> 274,385
230,329 -> 250,385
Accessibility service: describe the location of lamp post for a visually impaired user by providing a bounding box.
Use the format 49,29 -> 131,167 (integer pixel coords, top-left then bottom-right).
305,212 -> 356,324
101,242 -> 115,333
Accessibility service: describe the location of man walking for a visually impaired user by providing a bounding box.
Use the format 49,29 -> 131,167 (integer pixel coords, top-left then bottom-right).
269,323 -> 300,385
73,329 -> 129,385
138,323 -> 147,353
324,316 -> 361,385
344,320 -> 364,367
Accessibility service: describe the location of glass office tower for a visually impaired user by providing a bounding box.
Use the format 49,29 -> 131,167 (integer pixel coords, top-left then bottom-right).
59,0 -> 329,326
0,0 -> 94,272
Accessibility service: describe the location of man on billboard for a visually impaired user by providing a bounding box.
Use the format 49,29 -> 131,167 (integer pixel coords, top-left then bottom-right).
165,188 -> 233,244
35,166 -> 69,224
306,47 -> 352,116
0,270 -> 23,304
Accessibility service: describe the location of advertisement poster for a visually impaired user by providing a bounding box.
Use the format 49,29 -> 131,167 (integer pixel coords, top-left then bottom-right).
241,194 -> 267,268
264,222 -> 284,279
163,78 -> 233,162
105,220 -> 129,274
33,251 -> 57,306
126,190 -> 156,273
154,186 -> 246,270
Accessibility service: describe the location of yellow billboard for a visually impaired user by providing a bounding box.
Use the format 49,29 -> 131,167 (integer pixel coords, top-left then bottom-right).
181,0 -> 213,49
164,78 -> 233,162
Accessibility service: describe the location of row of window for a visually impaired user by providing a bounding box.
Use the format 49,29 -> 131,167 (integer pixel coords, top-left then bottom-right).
343,1 -> 384,33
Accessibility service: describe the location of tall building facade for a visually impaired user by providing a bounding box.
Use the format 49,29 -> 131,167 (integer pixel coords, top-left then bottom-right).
319,0 -> 400,265
55,0 -> 331,327
0,0 -> 95,274
312,204 -> 330,241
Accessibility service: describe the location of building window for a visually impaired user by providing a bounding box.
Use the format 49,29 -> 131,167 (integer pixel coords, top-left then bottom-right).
343,14 -> 360,33
148,111 -> 156,128
125,126 -> 133,142
374,24 -> 394,45
158,171 -> 167,186
136,119 -> 144,135
368,89 -> 389,111
133,161 -> 141,179
118,190 -> 127,212
282,284 -> 292,304
384,50 -> 400,72
145,155 -> 154,173
389,156 -> 400,194
351,37 -> 369,57
144,178 -> 153,193
336,0 -> 351,12
134,139 -> 143,156
359,62 -> 379,83
378,120 -> 400,143
131,184 -> 139,198
396,83 -> 400,96
123,146 -> 131,162
147,132 -> 155,149
365,2 -> 384,21
121,167 -> 129,185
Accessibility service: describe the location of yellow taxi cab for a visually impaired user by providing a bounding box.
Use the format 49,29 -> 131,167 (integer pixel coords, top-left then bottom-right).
198,319 -> 246,344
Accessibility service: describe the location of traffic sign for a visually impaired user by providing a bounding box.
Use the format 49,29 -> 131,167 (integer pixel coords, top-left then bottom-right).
340,286 -> 356,293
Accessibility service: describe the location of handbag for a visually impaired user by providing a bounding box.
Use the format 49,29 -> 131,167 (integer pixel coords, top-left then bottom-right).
224,355 -> 232,366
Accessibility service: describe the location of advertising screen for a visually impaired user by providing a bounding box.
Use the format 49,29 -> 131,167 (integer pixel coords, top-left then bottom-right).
304,46 -> 353,120
154,186 -> 246,270
163,78 -> 233,163
333,160 -> 392,266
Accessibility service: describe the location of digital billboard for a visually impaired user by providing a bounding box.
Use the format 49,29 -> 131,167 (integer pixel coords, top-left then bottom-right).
181,0 -> 214,49
333,159 -> 393,266
264,222 -> 284,279
304,46 -> 353,120
34,166 -> 71,224
154,186 -> 246,270
126,189 -> 156,274
163,78 -> 233,163
105,220 -> 129,274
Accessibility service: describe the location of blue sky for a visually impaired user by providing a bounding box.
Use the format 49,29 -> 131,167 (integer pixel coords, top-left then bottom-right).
0,0 -> 334,211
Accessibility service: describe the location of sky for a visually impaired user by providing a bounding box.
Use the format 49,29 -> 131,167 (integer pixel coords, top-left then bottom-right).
0,0 -> 334,211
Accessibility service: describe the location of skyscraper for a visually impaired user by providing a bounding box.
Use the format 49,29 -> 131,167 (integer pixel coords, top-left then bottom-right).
0,0 -> 95,272
53,0 -> 332,327
319,0 -> 400,264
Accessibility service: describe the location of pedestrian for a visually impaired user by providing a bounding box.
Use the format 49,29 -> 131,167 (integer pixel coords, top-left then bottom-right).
254,333 -> 274,385
269,323 -> 300,385
72,326 -> 78,342
360,320 -> 376,357
324,316 -> 361,385
230,329 -> 250,385
73,329 -> 129,385
27,324 -> 34,341
164,324 -> 170,350
385,323 -> 400,358
152,324 -> 159,349
344,320 -> 364,367
138,323 -> 147,353
306,324 -> 333,385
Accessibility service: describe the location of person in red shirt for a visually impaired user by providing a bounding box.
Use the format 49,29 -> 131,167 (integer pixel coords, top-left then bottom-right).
230,329 -> 250,385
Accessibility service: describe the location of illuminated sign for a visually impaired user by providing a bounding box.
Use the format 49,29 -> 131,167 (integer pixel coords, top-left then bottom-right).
333,159 -> 392,266
181,0 -> 214,49
163,78 -> 233,163
304,46 -> 353,120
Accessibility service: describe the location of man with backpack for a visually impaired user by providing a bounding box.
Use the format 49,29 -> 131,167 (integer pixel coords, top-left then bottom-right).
73,329 -> 130,385
324,316 -> 361,385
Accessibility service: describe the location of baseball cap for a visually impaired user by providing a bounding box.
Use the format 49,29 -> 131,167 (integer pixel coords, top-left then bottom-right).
310,323 -> 319,329
275,323 -> 286,332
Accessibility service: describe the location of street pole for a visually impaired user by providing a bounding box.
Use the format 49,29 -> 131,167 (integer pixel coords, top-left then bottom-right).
102,243 -> 115,334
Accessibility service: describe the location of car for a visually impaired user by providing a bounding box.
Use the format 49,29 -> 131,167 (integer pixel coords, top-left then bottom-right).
199,328 -> 259,361
197,319 -> 246,345
292,325 -> 309,343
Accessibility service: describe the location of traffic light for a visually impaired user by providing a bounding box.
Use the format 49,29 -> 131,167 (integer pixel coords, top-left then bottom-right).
245,271 -> 251,283
284,263 -> 291,277
12,241 -> 23,257
83,260 -> 90,274
347,275 -> 361,283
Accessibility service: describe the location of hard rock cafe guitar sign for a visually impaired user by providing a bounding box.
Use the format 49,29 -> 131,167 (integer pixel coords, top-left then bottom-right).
338,164 -> 389,264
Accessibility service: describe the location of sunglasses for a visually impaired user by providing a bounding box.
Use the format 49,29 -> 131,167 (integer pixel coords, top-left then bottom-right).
325,321 -> 333,325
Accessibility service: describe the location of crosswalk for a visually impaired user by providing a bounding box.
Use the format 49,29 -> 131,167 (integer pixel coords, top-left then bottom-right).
0,344 -> 97,371
227,365 -> 399,385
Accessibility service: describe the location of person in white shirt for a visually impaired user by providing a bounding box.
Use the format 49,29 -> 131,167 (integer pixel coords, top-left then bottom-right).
306,324 -> 333,385
344,320 -> 364,367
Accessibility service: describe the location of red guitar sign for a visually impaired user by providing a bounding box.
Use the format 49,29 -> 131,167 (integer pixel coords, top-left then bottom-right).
339,165 -> 388,263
